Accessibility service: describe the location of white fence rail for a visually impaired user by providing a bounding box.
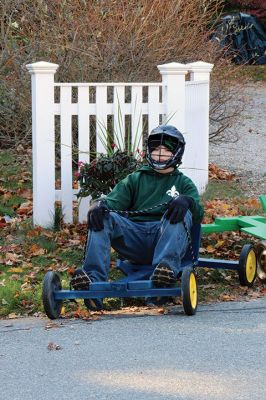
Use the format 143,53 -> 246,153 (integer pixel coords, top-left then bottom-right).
26,61 -> 213,227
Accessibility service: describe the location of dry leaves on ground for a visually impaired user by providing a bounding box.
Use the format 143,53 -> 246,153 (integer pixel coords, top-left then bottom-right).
209,163 -> 236,181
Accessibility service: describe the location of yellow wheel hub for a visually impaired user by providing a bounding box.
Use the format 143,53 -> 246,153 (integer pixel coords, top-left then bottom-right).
246,250 -> 256,283
189,273 -> 197,309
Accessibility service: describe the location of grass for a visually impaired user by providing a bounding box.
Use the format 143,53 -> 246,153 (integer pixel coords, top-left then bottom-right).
242,65 -> 266,82
233,65 -> 266,83
1,280 -> 42,316
201,180 -> 244,201
0,150 -> 32,216
0,148 -> 265,318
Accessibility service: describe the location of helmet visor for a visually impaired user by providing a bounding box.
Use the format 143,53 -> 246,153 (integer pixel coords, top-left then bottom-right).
148,134 -> 180,154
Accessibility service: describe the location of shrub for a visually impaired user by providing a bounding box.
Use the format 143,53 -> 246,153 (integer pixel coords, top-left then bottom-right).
76,149 -> 142,199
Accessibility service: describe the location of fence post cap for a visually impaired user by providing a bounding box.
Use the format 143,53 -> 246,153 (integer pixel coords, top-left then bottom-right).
157,62 -> 188,75
26,61 -> 59,74
186,61 -> 214,73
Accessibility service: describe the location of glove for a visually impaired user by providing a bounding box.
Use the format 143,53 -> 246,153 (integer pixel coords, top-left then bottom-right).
165,195 -> 194,224
87,200 -> 109,231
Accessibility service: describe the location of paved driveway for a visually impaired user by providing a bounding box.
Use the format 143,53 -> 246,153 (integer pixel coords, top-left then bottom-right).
1,298 -> 266,400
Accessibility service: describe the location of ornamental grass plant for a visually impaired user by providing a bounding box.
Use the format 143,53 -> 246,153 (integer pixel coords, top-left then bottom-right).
75,93 -> 146,200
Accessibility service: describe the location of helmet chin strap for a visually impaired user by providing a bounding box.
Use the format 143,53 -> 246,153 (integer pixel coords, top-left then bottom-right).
151,160 -> 182,171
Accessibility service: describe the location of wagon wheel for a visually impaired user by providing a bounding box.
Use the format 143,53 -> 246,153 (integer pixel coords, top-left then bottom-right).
255,240 -> 266,283
238,244 -> 257,287
42,271 -> 63,320
181,266 -> 198,316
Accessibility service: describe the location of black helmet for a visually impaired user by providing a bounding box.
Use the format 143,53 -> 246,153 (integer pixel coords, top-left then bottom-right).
146,125 -> 185,170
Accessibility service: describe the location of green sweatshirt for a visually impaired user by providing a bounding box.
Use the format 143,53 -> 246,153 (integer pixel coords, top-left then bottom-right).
105,165 -> 204,223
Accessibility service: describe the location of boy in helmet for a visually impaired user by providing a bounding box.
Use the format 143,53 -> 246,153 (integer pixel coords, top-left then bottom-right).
71,125 -> 203,306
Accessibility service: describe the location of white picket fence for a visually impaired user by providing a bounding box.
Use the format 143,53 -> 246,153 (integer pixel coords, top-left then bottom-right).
26,60 -> 213,227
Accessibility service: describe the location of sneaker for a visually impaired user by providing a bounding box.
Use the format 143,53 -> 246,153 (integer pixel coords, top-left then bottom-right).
150,262 -> 176,288
70,268 -> 91,291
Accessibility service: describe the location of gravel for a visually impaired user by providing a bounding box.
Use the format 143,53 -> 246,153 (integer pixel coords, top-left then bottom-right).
209,82 -> 266,197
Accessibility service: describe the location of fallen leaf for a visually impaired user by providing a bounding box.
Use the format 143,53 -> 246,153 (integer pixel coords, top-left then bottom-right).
10,274 -> 20,280
17,188 -> 32,200
249,292 -> 261,299
219,294 -> 236,302
5,235 -> 15,242
2,192 -> 12,201
215,240 -> 225,248
29,244 -> 45,256
5,252 -> 20,263
42,231 -> 54,238
47,342 -> 62,351
199,247 -> 206,254
45,322 -> 60,330
68,239 -> 81,246
21,282 -> 33,291
26,229 -> 41,238
206,245 -> 215,253
209,163 -> 235,181
16,144 -> 25,152
21,262 -> 33,269
8,313 -> 19,319
7,267 -> 23,273
16,201 -> 32,215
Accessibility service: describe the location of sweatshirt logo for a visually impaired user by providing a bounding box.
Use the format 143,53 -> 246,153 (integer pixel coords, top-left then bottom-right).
166,185 -> 179,198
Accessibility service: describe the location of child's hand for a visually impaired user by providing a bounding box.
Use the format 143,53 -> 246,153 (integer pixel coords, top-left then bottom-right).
87,200 -> 109,231
165,195 -> 194,224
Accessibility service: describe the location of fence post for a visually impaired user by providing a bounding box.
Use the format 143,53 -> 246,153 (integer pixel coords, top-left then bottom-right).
157,62 -> 188,132
26,61 -> 59,227
187,61 -> 214,81
186,61 -> 214,192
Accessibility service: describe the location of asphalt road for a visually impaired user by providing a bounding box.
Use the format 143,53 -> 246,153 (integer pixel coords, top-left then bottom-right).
1,298 -> 266,400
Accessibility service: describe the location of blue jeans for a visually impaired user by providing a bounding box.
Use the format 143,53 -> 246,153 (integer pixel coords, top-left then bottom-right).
83,211 -> 192,282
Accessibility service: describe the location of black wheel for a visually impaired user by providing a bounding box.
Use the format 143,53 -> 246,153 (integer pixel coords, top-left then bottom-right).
255,240 -> 266,283
42,271 -> 63,319
238,244 -> 257,287
181,267 -> 198,316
